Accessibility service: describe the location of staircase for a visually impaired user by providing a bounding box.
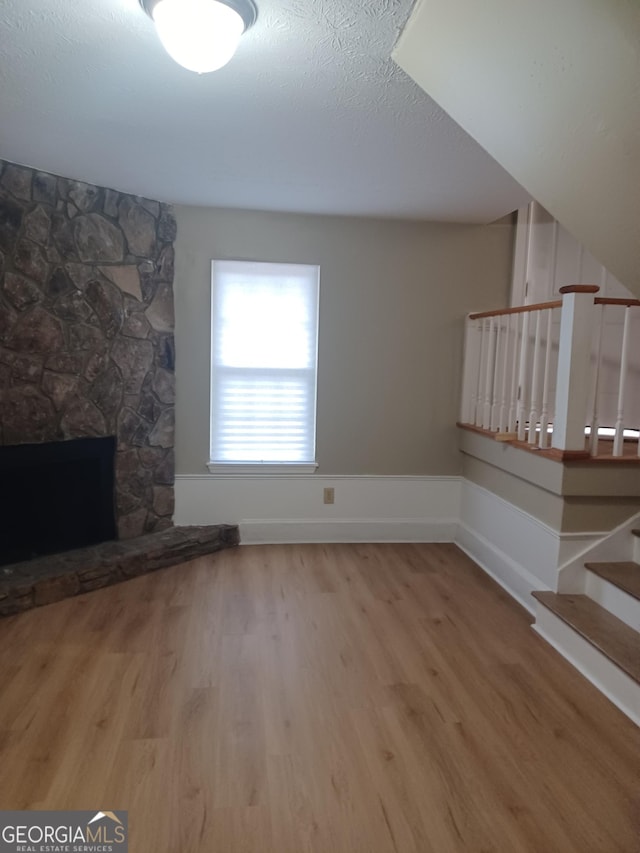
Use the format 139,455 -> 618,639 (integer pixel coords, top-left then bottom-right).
532,530 -> 640,726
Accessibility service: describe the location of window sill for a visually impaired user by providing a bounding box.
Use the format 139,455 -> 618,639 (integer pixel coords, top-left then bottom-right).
207,461 -> 319,476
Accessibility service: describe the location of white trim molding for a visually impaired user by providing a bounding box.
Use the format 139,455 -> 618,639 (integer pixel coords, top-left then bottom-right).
454,480 -> 605,612
207,461 -> 318,475
455,524 -> 541,614
239,518 -> 458,545
175,474 -> 462,544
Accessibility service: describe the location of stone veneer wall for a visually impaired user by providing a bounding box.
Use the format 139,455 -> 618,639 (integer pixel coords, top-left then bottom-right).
0,160 -> 176,539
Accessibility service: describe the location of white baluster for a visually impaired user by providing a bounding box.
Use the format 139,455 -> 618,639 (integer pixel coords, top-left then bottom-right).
474,318 -> 487,426
471,318 -> 483,425
589,304 -> 605,456
462,317 -> 481,424
491,318 -> 502,431
528,310 -> 543,444
483,317 -> 496,429
613,306 -> 632,456
507,313 -> 520,433
461,319 -> 469,423
498,315 -> 510,433
516,310 -> 530,440
538,308 -> 554,448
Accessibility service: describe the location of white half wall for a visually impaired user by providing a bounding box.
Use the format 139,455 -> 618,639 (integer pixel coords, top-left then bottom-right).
175,475 -> 461,544
455,481 -> 603,613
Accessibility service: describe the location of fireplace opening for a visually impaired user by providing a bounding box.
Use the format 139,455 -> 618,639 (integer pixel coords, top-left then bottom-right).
0,436 -> 117,567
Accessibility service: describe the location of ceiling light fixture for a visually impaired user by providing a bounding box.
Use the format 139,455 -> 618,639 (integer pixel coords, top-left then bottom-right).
139,0 -> 258,74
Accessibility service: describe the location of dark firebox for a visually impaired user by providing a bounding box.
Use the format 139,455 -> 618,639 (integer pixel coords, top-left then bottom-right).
0,436 -> 116,566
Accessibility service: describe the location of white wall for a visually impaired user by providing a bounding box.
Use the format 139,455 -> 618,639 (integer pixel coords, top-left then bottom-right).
393,0 -> 640,295
512,203 -> 634,306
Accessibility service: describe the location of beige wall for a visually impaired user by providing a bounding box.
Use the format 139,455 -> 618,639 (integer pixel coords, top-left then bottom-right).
174,206 -> 513,476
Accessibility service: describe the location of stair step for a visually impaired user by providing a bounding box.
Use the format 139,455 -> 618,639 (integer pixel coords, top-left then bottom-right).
584,561 -> 640,601
532,592 -> 640,683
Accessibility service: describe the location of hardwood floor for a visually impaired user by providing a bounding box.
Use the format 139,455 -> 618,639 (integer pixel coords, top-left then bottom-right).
0,543 -> 638,852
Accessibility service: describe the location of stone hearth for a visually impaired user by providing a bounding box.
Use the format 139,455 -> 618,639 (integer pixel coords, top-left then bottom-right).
0,525 -> 239,617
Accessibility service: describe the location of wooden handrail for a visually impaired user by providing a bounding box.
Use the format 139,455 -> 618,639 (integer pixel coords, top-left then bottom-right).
469,289 -> 640,322
595,297 -> 640,308
559,284 -> 600,294
468,300 -> 562,321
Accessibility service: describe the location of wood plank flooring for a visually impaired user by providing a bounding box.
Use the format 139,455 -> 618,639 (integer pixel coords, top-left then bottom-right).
0,543 -> 639,852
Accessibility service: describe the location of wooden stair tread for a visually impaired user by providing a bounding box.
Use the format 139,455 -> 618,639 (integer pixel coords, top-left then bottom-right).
532,592 -> 640,683
584,561 -> 640,601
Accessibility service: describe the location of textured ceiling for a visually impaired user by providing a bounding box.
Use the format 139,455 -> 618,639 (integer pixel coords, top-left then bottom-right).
0,0 -> 529,221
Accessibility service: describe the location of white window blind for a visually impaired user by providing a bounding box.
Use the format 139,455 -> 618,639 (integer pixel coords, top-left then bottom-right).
210,260 -> 319,468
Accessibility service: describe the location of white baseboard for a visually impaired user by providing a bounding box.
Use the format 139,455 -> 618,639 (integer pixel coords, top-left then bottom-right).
240,518 -> 458,545
533,605 -> 640,727
455,523 -> 539,614
175,474 -> 462,544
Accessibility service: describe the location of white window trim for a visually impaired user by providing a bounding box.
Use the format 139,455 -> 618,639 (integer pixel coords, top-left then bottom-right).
206,461 -> 318,476
209,259 -> 320,475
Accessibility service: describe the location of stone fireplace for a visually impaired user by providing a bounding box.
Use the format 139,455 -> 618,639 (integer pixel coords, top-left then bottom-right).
0,159 -> 176,541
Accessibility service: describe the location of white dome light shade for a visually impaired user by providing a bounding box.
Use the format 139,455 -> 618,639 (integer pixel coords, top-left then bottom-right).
147,0 -> 253,74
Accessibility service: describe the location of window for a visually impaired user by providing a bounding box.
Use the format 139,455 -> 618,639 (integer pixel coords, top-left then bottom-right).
209,260 -> 320,473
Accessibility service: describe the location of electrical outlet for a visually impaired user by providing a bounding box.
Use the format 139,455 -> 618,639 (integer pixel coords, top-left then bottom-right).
323,487 -> 335,505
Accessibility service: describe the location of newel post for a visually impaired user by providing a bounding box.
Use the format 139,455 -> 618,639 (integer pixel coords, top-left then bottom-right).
460,315 -> 481,425
552,285 -> 599,452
